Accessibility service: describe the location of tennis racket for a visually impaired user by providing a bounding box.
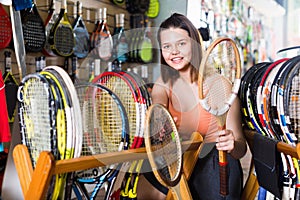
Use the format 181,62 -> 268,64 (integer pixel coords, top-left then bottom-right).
198,37 -> 241,196
97,7 -> 113,61
43,0 -> 58,57
256,59 -> 287,138
20,0 -> 46,52
40,70 -> 72,200
239,62 -> 266,130
93,71 -> 144,199
269,57 -> 300,139
0,3 -> 12,49
145,103 -> 192,200
90,8 -> 102,51
73,82 -> 129,199
116,71 -> 150,199
93,71 -> 141,148
43,65 -> 83,199
17,73 -> 58,168
279,60 -> 300,144
49,0 -> 75,57
246,63 -> 270,135
72,1 -> 90,58
3,51 -> 18,123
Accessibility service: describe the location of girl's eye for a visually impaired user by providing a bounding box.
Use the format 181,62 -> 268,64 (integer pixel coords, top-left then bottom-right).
178,41 -> 186,47
162,45 -> 170,50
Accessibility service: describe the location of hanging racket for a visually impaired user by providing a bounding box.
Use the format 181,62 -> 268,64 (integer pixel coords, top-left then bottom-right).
20,0 -> 46,52
43,0 -> 58,57
0,3 -> 12,49
3,51 -> 18,123
146,0 -> 159,18
198,37 -> 241,196
72,1 -> 90,58
49,0 -> 75,57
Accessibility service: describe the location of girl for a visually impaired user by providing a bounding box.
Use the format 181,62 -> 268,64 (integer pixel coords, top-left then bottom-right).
138,13 -> 247,200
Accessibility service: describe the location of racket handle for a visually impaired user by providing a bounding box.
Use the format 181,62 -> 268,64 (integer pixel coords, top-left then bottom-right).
219,150 -> 228,196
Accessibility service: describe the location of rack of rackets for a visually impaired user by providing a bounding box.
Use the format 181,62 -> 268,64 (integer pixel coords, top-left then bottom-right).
239,55 -> 300,199
239,55 -> 300,145
17,65 -> 152,199
72,70 -> 152,199
17,65 -> 83,199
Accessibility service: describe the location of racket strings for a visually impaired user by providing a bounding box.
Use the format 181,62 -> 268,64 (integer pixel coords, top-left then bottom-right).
204,75 -> 233,111
0,15 -> 11,41
96,91 -> 123,152
149,108 -> 181,182
101,76 -> 138,145
20,78 -> 54,167
206,41 -> 238,83
288,71 -> 300,141
54,25 -> 74,54
76,84 -> 127,180
23,17 -> 45,49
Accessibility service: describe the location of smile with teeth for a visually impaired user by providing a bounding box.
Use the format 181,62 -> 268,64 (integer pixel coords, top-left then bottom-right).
171,57 -> 183,63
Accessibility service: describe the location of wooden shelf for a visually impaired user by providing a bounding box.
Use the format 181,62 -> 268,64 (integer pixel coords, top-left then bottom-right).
13,132 -> 203,199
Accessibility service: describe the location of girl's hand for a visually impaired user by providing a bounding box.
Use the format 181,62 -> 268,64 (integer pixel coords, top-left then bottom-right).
215,129 -> 235,153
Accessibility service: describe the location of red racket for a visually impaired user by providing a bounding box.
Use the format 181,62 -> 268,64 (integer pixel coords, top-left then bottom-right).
0,3 -> 12,49
198,37 -> 241,196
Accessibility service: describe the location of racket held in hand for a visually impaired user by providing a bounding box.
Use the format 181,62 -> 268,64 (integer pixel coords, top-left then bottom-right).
198,37 -> 241,196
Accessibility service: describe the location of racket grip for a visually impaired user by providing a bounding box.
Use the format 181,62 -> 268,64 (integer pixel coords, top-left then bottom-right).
219,150 -> 228,196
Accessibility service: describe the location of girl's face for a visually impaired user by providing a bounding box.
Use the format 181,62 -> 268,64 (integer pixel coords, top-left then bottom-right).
160,28 -> 192,71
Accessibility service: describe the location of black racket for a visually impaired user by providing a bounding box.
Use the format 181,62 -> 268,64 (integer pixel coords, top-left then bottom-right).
3,51 -> 18,123
49,0 -> 75,57
20,0 -> 46,52
43,0 -> 58,57
72,1 -> 90,58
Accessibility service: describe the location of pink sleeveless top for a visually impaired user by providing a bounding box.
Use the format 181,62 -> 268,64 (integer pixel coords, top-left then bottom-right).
168,88 -> 218,142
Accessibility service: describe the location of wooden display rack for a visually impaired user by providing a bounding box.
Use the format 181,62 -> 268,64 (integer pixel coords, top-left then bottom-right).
13,133 -> 203,199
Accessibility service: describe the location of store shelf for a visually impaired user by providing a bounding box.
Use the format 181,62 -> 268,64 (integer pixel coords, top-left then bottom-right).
12,133 -> 203,199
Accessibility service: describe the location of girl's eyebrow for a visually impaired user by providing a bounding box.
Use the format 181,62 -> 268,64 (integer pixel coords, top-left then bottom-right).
161,38 -> 188,45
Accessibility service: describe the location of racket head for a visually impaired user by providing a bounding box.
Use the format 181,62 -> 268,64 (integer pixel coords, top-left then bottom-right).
198,37 -> 241,118
43,65 -> 83,158
0,4 -> 12,49
72,1 -> 90,58
144,103 -> 182,188
281,60 -> 300,144
239,62 -> 268,130
74,82 -> 129,182
17,73 -> 57,167
43,0 -> 58,57
49,1 -> 75,57
146,0 -> 160,18
93,71 -> 140,149
21,2 -> 46,52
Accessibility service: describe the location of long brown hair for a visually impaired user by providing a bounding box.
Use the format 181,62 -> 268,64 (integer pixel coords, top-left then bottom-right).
157,13 -> 203,83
